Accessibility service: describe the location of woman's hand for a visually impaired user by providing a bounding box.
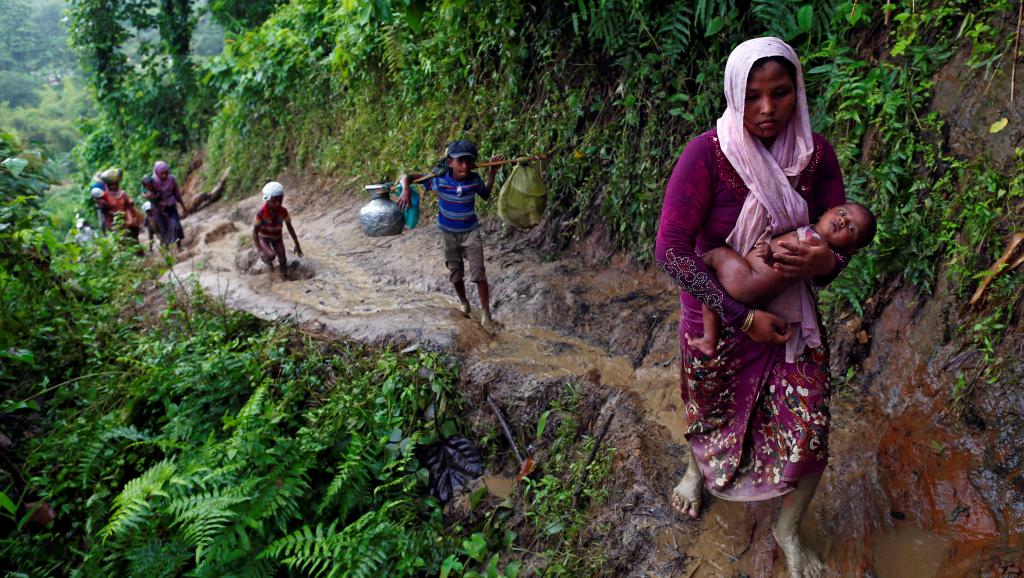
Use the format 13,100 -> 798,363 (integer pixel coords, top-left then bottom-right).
487,154 -> 506,176
396,176 -> 411,210
744,309 -> 791,345
770,237 -> 835,279
294,243 -> 303,258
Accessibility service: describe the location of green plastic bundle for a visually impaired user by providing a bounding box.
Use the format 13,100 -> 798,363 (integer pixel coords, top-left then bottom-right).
497,162 -> 547,228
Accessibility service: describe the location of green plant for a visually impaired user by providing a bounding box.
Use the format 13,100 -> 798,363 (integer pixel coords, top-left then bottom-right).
0,151 -> 477,574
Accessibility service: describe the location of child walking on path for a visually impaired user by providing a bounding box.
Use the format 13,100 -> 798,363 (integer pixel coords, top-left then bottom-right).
141,201 -> 161,251
253,181 -> 303,280
690,201 -> 876,356
397,140 -> 504,330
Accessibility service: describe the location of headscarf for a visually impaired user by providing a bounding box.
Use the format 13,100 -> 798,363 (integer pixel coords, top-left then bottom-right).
717,37 -> 819,363
153,160 -> 170,179
151,160 -> 177,203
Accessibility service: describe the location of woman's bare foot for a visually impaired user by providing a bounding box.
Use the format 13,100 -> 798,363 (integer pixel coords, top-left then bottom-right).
774,474 -> 825,578
459,300 -> 471,318
772,526 -> 825,578
670,449 -> 703,518
685,332 -> 717,357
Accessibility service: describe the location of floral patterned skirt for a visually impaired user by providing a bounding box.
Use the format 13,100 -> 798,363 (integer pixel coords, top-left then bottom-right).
679,301 -> 832,501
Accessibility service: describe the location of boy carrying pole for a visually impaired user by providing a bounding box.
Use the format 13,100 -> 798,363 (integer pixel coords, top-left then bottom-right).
398,140 -> 504,330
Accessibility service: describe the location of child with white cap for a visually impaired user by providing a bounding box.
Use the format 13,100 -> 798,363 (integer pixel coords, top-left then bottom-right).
141,201 -> 161,251
253,181 -> 303,279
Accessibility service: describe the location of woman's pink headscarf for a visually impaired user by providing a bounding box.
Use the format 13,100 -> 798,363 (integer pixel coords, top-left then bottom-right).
153,161 -> 170,182
717,37 -> 819,362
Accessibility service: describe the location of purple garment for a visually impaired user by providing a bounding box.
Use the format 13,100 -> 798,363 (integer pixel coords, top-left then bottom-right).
157,205 -> 184,245
654,129 -> 846,500
152,173 -> 183,208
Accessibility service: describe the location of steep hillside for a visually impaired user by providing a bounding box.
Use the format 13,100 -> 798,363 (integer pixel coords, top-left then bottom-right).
54,0 -> 1024,575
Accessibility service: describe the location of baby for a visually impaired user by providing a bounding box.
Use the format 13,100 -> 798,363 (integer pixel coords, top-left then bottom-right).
691,202 -> 876,356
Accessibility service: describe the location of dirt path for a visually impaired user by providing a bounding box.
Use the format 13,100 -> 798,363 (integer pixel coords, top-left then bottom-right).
172,177 -> 982,577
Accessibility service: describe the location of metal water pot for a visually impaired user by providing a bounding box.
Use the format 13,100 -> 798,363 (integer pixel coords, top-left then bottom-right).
360,183 -> 405,237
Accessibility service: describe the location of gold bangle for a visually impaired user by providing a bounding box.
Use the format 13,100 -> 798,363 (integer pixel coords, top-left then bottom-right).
739,310 -> 755,333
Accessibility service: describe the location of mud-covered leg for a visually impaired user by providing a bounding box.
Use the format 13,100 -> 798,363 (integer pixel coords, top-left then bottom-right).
453,280 -> 471,317
275,240 -> 289,280
477,280 -> 493,330
774,474 -> 825,578
670,445 -> 703,518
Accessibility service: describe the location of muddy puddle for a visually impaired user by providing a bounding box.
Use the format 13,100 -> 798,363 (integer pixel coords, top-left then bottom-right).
173,178 -> 1022,576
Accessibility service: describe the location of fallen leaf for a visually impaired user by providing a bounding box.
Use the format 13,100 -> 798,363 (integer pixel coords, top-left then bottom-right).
989,117 -> 1009,134
516,456 -> 536,481
856,330 -> 869,344
424,436 -> 484,502
846,318 -> 862,334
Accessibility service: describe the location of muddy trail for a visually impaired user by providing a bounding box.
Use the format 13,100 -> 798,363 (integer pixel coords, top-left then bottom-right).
172,174 -> 1022,577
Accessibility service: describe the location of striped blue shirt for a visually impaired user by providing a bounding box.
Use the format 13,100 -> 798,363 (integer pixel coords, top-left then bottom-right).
425,171 -> 490,233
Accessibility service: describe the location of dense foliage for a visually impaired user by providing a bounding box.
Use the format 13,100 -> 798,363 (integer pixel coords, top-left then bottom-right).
4,1 -> 1021,574
0,0 -> 73,105
186,0 -> 1020,312
0,0 -> 87,169
0,129 -> 613,575
60,0 -> 1023,312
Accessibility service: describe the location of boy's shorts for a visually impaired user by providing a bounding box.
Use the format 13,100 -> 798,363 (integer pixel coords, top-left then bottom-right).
257,236 -> 286,263
441,228 -> 486,284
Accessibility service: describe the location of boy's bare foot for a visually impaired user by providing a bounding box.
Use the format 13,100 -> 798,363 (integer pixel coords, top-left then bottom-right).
459,300 -> 472,318
685,332 -> 717,357
480,313 -> 494,331
670,465 -> 703,519
773,526 -> 825,578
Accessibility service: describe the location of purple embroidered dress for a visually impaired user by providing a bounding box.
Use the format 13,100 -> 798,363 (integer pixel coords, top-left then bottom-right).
655,129 -> 846,501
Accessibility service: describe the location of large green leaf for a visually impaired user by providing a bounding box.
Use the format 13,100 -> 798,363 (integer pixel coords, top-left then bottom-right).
2,157 -> 28,178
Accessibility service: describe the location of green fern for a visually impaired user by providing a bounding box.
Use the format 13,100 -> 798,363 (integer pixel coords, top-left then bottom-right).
262,505 -> 416,578
100,459 -> 178,542
125,538 -> 191,578
77,422 -> 153,485
382,22 -> 406,78
237,382 -> 270,422
262,521 -> 338,577
318,436 -> 374,518
166,488 -> 250,561
654,5 -> 694,60
245,450 -> 311,532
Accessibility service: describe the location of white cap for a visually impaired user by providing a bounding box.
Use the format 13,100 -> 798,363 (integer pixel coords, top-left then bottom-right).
141,201 -> 152,212
261,181 -> 285,201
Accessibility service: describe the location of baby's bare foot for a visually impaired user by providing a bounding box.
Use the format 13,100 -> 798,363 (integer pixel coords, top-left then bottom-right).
754,240 -> 773,263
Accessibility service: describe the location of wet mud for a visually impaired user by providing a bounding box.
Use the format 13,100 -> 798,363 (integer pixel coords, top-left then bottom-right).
173,169 -> 1022,576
